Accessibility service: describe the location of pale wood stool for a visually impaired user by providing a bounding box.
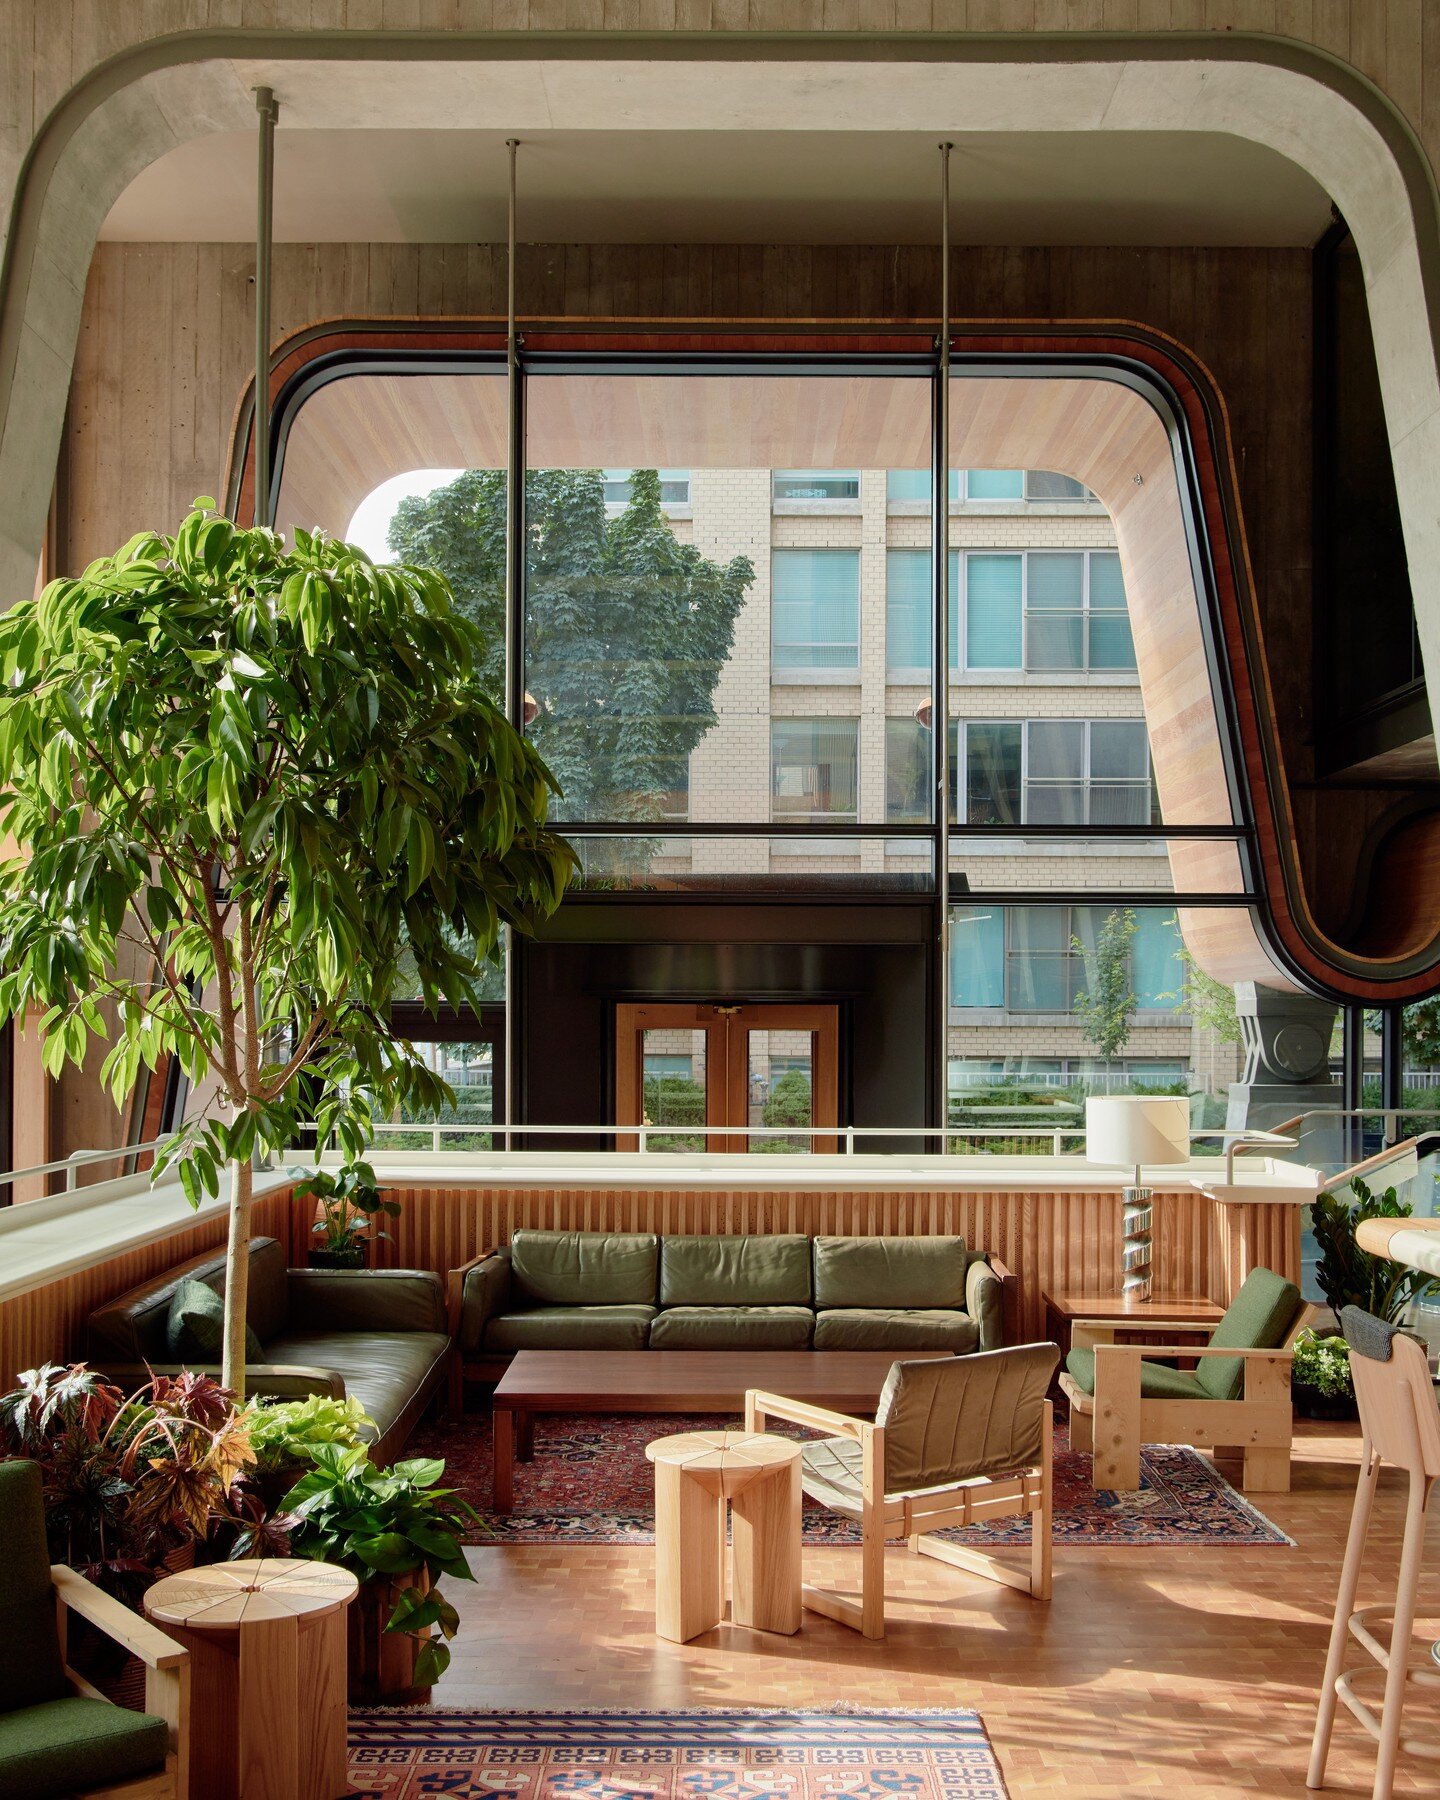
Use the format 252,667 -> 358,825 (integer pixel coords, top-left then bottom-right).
144,1557 -> 357,1800
645,1430 -> 802,1643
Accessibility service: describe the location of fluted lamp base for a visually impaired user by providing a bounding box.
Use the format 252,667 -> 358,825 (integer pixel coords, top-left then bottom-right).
1121,1183 -> 1154,1303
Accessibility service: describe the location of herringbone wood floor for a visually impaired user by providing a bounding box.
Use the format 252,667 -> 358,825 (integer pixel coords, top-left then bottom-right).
438,1422 -> 1438,1796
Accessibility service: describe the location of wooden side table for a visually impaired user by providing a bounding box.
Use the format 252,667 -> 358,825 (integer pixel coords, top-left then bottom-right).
144,1557 -> 357,1800
645,1430 -> 802,1643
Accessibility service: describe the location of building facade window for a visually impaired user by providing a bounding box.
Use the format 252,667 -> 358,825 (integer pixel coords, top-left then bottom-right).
885,718 -> 1157,826
601,468 -> 691,505
771,718 -> 860,821
950,904 -> 1183,1012
772,548 -> 861,670
885,469 -> 1098,504
772,470 -> 861,502
949,1056 -> 1187,1091
1025,550 -> 1134,671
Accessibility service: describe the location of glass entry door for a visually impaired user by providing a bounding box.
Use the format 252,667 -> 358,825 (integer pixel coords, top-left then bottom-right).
615,1003 -> 838,1153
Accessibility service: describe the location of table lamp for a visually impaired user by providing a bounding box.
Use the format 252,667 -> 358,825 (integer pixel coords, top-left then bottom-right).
1085,1095 -> 1191,1302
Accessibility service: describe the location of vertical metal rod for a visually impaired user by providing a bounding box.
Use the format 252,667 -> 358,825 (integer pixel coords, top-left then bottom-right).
1380,1004 -> 1404,1140
252,87 -> 279,526
503,139 -> 523,1144
934,143 -> 954,1149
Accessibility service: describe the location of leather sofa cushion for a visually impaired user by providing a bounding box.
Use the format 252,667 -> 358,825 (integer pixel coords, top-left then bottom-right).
649,1306 -> 814,1350
813,1309 -> 978,1353
509,1231 -> 658,1306
659,1235 -> 811,1307
88,1237 -> 288,1365
263,1331 -> 449,1441
1065,1346 -> 1207,1401
482,1305 -> 656,1353
813,1236 -> 969,1310
0,1696 -> 168,1800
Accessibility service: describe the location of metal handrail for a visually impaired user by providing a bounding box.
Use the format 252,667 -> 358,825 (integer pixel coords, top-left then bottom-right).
0,1137 -> 172,1196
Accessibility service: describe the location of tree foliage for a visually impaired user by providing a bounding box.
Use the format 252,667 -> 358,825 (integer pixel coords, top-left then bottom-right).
1073,906 -> 1139,1063
0,502 -> 575,1390
388,468 -> 754,825
1364,996 -> 1440,1069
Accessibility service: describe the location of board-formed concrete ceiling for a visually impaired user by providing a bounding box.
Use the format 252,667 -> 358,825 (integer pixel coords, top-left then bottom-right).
99,127 -> 1333,248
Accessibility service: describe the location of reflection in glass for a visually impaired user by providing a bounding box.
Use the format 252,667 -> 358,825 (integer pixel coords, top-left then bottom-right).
382,1043 -> 493,1150
748,1031 -> 814,1154
642,1030 -> 708,1153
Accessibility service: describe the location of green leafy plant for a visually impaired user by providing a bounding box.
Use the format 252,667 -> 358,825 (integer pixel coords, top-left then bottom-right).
244,1395 -> 375,1473
280,1442 -> 479,1687
1310,1176 -> 1440,1323
293,1160 -> 399,1262
0,503 -> 576,1394
1290,1329 -> 1353,1400
1073,906 -> 1139,1063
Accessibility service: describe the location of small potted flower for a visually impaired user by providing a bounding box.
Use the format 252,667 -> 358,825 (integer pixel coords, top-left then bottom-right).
294,1161 -> 401,1269
1291,1328 -> 1357,1421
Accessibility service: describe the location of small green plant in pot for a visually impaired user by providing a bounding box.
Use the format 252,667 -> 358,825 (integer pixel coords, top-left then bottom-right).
294,1161 -> 400,1269
1291,1329 -> 1357,1421
279,1442 -> 480,1702
244,1394 -> 376,1512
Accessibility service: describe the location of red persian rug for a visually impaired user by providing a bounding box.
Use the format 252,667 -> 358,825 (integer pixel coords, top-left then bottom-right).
405,1410 -> 1292,1549
346,1707 -> 1009,1800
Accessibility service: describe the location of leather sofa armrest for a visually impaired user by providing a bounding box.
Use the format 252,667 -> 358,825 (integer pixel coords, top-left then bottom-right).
966,1256 -> 1016,1351
285,1267 -> 446,1334
93,1362 -> 346,1401
453,1250 -> 513,1355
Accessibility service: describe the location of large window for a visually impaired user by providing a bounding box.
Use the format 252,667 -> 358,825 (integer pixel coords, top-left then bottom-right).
773,470 -> 860,502
771,719 -> 859,821
602,468 -> 691,506
886,469 -> 1098,504
950,904 -> 1184,1012
1026,551 -> 1135,671
772,549 -> 861,671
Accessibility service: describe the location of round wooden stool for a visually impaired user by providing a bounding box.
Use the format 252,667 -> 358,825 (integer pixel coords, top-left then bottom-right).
645,1429 -> 802,1643
144,1557 -> 357,1800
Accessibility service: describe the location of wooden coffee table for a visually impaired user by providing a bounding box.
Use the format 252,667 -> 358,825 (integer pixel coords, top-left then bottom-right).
489,1350 -> 946,1511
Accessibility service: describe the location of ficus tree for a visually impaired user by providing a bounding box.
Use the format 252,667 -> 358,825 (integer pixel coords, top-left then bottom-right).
0,501 -> 576,1394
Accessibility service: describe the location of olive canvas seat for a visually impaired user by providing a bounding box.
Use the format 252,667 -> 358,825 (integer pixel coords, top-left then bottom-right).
747,1343 -> 1059,1641
1057,1265 -> 1313,1492
0,1460 -> 189,1800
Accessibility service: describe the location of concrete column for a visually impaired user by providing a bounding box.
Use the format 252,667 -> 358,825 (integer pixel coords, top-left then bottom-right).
1224,982 -> 1343,1158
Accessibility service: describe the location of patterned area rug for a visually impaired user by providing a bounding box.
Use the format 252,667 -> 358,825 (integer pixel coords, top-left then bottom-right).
405,1411 -> 1291,1549
346,1707 -> 1009,1800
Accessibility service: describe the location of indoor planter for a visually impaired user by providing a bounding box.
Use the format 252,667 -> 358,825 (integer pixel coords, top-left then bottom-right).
244,1392 -> 375,1513
1291,1329 -> 1358,1421
293,1161 -> 400,1269
1311,1176 -> 1440,1323
279,1442 -> 480,1703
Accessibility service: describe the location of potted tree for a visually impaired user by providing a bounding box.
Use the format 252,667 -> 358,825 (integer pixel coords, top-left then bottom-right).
293,1160 -> 398,1268
0,503 -> 575,1395
1310,1176 -> 1440,1324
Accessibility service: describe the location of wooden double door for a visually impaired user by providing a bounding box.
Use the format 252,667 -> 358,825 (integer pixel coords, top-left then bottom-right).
615,1002 -> 839,1154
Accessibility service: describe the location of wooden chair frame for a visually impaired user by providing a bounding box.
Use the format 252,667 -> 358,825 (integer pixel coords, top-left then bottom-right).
1058,1304 -> 1315,1493
52,1563 -> 190,1799
745,1387 -> 1053,1642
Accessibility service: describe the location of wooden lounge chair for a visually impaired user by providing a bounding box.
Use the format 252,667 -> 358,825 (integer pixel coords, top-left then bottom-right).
1058,1265 -> 1313,1492
746,1342 -> 1059,1641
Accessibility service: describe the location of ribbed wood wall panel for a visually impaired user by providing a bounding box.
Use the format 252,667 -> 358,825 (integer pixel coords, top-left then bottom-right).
0,1188 -> 294,1391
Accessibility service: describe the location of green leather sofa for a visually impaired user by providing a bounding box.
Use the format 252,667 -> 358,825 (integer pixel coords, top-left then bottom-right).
449,1229 -> 1014,1402
87,1236 -> 448,1465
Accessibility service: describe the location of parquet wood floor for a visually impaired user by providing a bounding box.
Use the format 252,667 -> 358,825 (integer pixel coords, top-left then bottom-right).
437,1422 -> 1439,1796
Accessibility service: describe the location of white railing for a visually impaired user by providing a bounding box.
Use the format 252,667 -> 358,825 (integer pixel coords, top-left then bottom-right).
0,1137 -> 171,1198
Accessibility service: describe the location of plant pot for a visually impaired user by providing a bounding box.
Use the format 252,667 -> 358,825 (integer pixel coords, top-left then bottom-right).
309,1245 -> 367,1270
1294,1384 -> 1358,1421
347,1570 -> 434,1706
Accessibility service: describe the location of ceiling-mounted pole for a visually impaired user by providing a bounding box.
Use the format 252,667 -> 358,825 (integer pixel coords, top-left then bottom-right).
503,137 -> 523,1147
935,142 -> 954,1150
252,87 -> 279,526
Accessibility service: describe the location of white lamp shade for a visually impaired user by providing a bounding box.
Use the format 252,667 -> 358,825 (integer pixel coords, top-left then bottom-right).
1085,1095 -> 1190,1169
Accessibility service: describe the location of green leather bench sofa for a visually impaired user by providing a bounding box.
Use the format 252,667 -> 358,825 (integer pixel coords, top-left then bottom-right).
87,1235 -> 448,1464
448,1229 -> 1016,1404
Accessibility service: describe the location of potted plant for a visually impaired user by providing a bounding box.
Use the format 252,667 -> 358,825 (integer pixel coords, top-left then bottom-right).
1311,1176 -> 1440,1323
279,1442 -> 480,1703
243,1393 -> 375,1512
0,503 -> 575,1397
1291,1329 -> 1357,1420
293,1161 -> 399,1269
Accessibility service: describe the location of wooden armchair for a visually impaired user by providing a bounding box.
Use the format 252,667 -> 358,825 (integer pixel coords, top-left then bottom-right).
1058,1266 -> 1314,1492
747,1343 -> 1059,1641
0,1460 -> 189,1799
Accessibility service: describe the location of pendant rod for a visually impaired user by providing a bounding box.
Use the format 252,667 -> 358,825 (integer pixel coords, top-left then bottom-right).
252,87 -> 279,526
935,141 -> 953,1148
503,137 -> 523,1143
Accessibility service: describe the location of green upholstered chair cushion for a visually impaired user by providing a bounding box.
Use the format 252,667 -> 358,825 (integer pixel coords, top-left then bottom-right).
649,1306 -> 813,1350
0,1462 -> 67,1715
0,1695 -> 168,1800
1064,1345 -> 1208,1401
166,1277 -> 263,1363
659,1236 -> 811,1307
482,1305 -> 656,1352
263,1331 -> 449,1439
812,1236 -> 969,1310
812,1309 -> 978,1354
1197,1267 -> 1303,1401
509,1231 -> 659,1306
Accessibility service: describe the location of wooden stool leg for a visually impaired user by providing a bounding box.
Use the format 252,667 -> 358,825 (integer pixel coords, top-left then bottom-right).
1373,1471 -> 1430,1800
1308,1448 -> 1380,1791
238,1614 -> 301,1800
732,1459 -> 801,1634
654,1462 -> 724,1643
301,1609 -> 349,1800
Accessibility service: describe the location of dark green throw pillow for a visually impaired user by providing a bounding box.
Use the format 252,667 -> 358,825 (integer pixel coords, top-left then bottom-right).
165,1277 -> 262,1364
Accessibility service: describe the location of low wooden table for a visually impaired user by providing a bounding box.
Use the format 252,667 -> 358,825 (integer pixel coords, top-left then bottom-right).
646,1430 -> 802,1642
489,1349 -> 946,1511
143,1557 -> 357,1800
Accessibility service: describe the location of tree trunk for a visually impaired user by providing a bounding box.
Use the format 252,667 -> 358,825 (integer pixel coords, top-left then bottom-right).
222,1155 -> 253,1397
